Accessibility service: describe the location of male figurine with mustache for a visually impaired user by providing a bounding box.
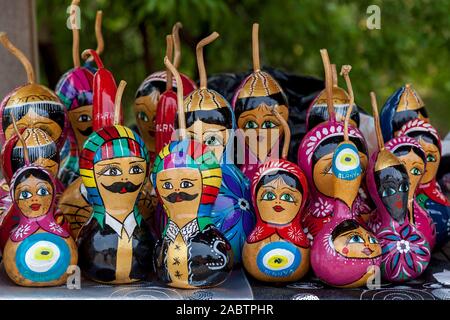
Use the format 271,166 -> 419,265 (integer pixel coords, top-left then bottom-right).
77,125 -> 154,284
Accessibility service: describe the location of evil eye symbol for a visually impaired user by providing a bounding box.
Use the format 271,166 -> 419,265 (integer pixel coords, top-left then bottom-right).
256,242 -> 301,278
15,233 -> 71,282
332,143 -> 361,180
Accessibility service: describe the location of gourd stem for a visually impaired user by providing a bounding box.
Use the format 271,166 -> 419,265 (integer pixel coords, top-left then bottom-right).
340,65 -> 354,141
271,107 -> 290,160
95,10 -> 104,56
0,32 -> 35,84
252,23 -> 260,72
172,22 -> 182,69
114,80 -> 126,126
164,56 -> 185,140
370,91 -> 384,151
196,32 -> 219,89
10,111 -> 29,164
165,35 -> 174,92
320,49 -> 335,122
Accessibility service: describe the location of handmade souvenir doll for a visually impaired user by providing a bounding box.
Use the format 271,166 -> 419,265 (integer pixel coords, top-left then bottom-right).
232,24 -> 289,180
152,58 -> 233,289
397,119 -> 450,247
242,108 -> 310,282
180,32 -> 255,263
366,92 -> 430,282
385,136 -> 436,249
305,64 -> 360,131
77,81 -> 154,284
56,3 -> 104,186
305,52 -> 381,288
297,53 -> 371,239
0,33 -> 67,149
380,84 -> 429,142
0,127 -> 67,251
134,22 -> 196,161
2,137 -> 77,286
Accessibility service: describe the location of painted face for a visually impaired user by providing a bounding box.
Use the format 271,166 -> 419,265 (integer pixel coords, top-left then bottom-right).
396,150 -> 425,197
187,121 -> 229,162
94,156 -> 147,217
14,175 -> 53,218
4,108 -> 62,144
418,138 -> 440,184
156,168 -> 202,224
67,105 -> 93,151
313,151 -> 367,198
333,225 -> 381,259
134,94 -> 158,153
256,176 -> 302,225
375,165 -> 409,225
237,104 -> 288,162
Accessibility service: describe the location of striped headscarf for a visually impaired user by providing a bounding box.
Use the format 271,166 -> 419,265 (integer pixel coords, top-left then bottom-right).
79,125 -> 149,226
55,67 -> 94,111
151,139 -> 222,218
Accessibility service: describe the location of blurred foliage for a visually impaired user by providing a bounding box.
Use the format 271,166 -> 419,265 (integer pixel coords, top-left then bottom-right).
37,0 -> 450,134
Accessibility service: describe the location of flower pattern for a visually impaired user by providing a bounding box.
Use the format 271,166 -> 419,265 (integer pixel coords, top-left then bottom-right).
14,224 -> 31,239
287,226 -> 305,243
378,223 -> 430,282
49,222 -> 63,234
311,198 -> 333,218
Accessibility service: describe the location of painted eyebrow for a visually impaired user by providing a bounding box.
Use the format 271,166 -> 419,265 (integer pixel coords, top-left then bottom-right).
279,186 -> 298,193
340,230 -> 360,237
96,162 -> 120,166
129,160 -> 146,164
262,185 -> 276,190
159,178 -> 173,182
16,184 -> 31,189
181,178 -> 198,181
412,161 -> 423,167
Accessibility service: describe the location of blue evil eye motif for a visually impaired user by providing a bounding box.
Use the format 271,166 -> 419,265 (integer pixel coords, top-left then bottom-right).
15,233 -> 71,283
332,143 -> 361,181
256,241 -> 301,277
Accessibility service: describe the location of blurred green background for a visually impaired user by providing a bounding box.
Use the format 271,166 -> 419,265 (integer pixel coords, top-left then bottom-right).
37,0 -> 450,134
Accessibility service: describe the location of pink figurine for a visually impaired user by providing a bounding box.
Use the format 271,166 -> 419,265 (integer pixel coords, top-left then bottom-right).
366,92 -> 430,282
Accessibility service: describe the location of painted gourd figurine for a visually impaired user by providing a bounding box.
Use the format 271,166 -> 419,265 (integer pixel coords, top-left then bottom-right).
306,51 -> 381,288
305,63 -> 360,131
385,136 -> 436,250
366,92 -> 430,282
152,58 -> 233,289
380,84 -> 429,142
134,22 -> 196,162
242,107 -> 310,282
397,119 -> 450,247
232,23 -> 289,180
56,3 -> 104,186
180,32 -> 255,263
58,48 -> 118,239
0,127 -> 67,251
2,134 -> 77,286
0,33 -> 67,149
77,81 -> 154,284
297,53 -> 371,239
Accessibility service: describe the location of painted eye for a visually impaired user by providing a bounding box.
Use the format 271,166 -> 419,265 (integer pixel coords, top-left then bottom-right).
137,112 -> 149,122
369,236 -> 378,244
262,191 -> 276,201
382,187 -> 396,197
77,114 -> 91,122
349,235 -> 364,243
129,165 -> 144,174
36,187 -> 50,196
410,167 -> 422,176
204,135 -> 222,146
180,181 -> 193,188
332,143 -> 361,180
101,167 -> 122,176
19,191 -> 32,200
280,193 -> 294,203
163,182 -> 173,189
244,121 -> 258,129
426,154 -> 436,162
399,183 -> 409,192
261,121 -> 276,129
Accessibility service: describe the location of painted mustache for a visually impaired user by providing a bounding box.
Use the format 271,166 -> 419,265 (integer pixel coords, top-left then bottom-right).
163,192 -> 198,203
78,127 -> 93,137
101,181 -> 141,194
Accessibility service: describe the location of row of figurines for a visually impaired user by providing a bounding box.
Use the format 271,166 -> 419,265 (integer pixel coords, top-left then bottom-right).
0,22 -> 448,289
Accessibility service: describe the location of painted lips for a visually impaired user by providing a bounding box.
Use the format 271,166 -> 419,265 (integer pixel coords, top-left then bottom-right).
362,247 -> 374,256
273,205 -> 285,212
30,203 -> 41,211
